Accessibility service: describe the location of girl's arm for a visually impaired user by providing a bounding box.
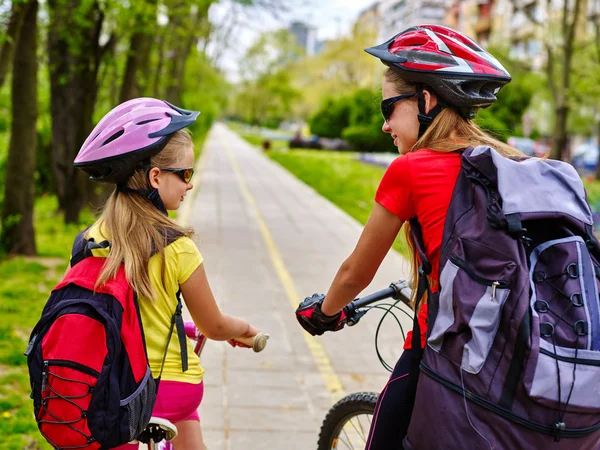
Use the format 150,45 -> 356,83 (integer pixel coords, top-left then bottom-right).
321,203 -> 403,316
180,264 -> 260,340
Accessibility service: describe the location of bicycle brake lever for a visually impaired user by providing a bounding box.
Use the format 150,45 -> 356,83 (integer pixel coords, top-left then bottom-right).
346,309 -> 366,326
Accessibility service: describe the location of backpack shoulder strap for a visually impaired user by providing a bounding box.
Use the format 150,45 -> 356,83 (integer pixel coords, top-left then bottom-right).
70,226 -> 112,267
157,290 -> 188,376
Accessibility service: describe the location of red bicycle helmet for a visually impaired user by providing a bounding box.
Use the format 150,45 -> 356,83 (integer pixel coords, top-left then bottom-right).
365,24 -> 511,131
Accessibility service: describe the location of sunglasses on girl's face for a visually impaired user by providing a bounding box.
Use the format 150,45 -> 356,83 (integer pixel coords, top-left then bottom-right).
381,92 -> 416,122
162,167 -> 194,183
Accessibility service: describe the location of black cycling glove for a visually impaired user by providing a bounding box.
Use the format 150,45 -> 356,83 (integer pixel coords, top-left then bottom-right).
295,294 -> 346,336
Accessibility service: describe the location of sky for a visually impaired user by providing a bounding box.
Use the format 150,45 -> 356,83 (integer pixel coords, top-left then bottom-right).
208,0 -> 377,82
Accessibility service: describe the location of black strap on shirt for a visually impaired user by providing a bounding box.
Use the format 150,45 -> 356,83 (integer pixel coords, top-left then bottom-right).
405,218 -> 432,417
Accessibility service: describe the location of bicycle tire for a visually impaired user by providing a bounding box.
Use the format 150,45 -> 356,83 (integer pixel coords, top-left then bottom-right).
317,391 -> 378,450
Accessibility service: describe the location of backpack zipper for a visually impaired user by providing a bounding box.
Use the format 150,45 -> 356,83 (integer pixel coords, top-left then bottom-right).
540,348 -> 600,367
45,359 -> 101,378
449,253 -> 509,296
420,363 -> 600,438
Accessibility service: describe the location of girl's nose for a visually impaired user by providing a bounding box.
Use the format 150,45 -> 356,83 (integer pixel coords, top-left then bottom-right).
382,120 -> 392,134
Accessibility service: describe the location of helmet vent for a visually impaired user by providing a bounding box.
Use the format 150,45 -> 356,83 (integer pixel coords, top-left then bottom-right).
137,118 -> 160,125
102,129 -> 124,146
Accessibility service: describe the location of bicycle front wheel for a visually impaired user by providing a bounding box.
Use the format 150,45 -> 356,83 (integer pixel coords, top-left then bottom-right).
317,392 -> 378,450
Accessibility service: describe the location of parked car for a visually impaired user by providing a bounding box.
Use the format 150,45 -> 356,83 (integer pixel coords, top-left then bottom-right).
508,137 -> 536,156
290,133 -> 323,149
507,136 -> 550,157
319,138 -> 352,151
572,142 -> 600,172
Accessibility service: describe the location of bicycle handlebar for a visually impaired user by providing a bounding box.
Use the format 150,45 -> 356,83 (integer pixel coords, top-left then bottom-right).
184,321 -> 269,353
344,280 -> 412,326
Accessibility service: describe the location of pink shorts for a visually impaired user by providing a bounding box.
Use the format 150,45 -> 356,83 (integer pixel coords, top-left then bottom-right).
114,380 -> 204,449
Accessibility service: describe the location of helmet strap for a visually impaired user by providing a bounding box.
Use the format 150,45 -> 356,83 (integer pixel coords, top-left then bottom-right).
416,84 -> 445,138
116,180 -> 169,217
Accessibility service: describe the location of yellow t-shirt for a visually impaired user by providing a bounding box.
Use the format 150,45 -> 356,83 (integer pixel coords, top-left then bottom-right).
86,223 -> 204,384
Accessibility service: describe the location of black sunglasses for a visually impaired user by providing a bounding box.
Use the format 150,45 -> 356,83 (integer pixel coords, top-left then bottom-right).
161,167 -> 194,183
381,92 -> 416,122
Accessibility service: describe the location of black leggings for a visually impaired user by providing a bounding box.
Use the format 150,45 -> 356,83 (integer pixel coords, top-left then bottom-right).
365,349 -> 415,450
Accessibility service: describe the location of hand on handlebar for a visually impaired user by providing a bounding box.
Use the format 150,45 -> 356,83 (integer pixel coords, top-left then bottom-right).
228,323 -> 261,348
295,294 -> 347,336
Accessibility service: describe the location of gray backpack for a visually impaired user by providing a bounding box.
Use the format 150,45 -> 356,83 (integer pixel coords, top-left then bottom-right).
405,146 -> 600,449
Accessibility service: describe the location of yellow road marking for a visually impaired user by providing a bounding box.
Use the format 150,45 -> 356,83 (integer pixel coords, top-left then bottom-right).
220,136 -> 346,401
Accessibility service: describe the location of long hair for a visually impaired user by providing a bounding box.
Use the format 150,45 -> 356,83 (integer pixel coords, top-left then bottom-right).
384,68 -> 524,308
88,129 -> 195,300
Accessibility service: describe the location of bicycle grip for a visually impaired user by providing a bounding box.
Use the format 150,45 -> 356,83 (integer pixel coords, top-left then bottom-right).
234,332 -> 270,352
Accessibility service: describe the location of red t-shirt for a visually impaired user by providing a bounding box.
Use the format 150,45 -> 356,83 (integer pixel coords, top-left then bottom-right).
375,149 -> 462,349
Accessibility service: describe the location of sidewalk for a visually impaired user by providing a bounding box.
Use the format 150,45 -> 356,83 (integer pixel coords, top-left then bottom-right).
184,123 -> 411,449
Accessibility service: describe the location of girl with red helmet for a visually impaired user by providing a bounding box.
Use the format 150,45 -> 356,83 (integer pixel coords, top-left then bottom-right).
73,98 -> 261,450
295,25 -> 523,448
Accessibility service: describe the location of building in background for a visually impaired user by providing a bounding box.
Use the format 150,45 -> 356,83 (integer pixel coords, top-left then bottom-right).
355,1 -> 382,36
289,21 -> 317,56
445,0 -> 548,70
378,0 -> 449,41
445,0 -> 497,47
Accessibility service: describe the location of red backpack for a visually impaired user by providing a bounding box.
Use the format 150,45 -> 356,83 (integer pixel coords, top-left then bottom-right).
25,229 -> 188,449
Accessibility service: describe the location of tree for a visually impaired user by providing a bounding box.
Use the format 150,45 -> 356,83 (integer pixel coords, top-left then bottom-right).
0,0 -> 29,89
231,28 -> 303,126
289,21 -> 380,119
1,0 -> 37,255
119,0 -> 158,102
47,0 -> 110,223
512,0 -> 585,160
590,2 -> 600,179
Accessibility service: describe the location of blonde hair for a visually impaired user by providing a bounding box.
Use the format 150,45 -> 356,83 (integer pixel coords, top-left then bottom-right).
384,68 -> 523,308
88,129 -> 195,300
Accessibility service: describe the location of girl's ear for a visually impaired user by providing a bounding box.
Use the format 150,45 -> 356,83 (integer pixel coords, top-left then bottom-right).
423,89 -> 439,115
148,167 -> 161,189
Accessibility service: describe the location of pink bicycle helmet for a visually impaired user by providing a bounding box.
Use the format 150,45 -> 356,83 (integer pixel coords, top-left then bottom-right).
365,24 -> 511,135
74,98 -> 200,184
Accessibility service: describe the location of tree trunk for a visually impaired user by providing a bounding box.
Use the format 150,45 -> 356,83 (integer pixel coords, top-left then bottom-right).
1,0 -> 38,255
153,31 -> 166,98
119,31 -> 154,102
119,0 -> 157,102
48,0 -> 104,224
550,0 -> 583,161
0,0 -> 30,89
162,2 -> 208,105
596,115 -> 600,180
552,104 -> 569,161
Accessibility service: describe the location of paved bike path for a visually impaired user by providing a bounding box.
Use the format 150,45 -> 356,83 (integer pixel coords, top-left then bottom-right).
183,123 -> 411,450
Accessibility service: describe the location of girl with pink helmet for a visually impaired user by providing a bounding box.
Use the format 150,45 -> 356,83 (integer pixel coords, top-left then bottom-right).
74,98 -> 261,449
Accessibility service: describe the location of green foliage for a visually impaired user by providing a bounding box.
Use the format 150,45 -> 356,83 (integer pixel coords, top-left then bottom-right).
342,123 -> 395,153
0,194 -> 88,449
34,195 -> 93,258
308,97 -> 351,138
308,88 -> 396,152
267,149 -> 408,257
182,50 -> 229,144
231,29 -> 303,127
475,108 -> 512,142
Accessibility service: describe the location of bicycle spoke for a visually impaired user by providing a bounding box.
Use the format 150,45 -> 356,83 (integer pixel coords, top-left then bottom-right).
348,415 -> 366,441
334,413 -> 372,449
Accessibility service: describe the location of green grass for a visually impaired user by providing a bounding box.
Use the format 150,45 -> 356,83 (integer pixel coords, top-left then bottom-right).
0,196 -> 93,450
268,149 -> 409,257
584,178 -> 600,207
